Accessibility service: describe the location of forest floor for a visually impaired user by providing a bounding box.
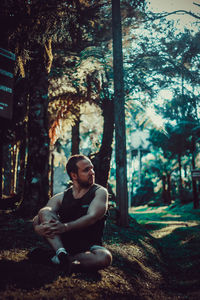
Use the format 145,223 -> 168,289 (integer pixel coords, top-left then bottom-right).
0,200 -> 199,300
130,201 -> 200,300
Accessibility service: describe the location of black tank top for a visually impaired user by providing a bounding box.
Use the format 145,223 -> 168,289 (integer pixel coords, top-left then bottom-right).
58,184 -> 107,254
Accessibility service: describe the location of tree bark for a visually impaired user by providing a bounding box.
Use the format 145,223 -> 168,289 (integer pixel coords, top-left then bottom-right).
0,135 -> 3,198
191,140 -> 199,208
17,134 -> 27,198
162,175 -> 168,204
3,143 -> 11,195
71,112 -> 80,155
10,141 -> 19,195
166,173 -> 171,205
21,44 -> 50,218
112,0 -> 128,227
50,153 -> 54,197
91,98 -> 114,188
178,154 -> 183,203
138,148 -> 142,187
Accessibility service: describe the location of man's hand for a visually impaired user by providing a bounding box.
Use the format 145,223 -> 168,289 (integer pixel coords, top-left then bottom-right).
34,222 -> 55,238
47,220 -> 67,236
35,220 -> 67,239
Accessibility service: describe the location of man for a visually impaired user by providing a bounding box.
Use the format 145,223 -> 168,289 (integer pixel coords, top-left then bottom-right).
32,154 -> 112,274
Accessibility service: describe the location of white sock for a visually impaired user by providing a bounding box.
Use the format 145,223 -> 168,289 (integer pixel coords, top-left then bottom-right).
56,247 -> 68,256
51,255 -> 60,265
51,248 -> 68,265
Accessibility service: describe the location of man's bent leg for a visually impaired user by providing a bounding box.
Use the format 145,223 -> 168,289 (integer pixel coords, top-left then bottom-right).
33,208 -> 71,273
38,208 -> 64,252
71,246 -> 112,272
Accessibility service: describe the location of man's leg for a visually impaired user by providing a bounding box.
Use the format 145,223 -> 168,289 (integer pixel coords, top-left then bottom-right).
71,246 -> 112,272
38,208 -> 71,272
38,208 -> 64,252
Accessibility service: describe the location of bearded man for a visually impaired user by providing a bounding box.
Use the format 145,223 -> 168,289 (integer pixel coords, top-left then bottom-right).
32,154 -> 112,274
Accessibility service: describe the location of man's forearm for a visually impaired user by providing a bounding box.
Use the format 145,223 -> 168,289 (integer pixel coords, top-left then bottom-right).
32,215 -> 43,236
64,213 -> 99,232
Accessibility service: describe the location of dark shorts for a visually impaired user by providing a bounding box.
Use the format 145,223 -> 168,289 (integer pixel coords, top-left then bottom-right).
61,229 -> 104,255
62,239 -> 104,255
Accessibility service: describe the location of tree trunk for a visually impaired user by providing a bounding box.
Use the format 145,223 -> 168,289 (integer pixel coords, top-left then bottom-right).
112,0 -> 128,227
10,141 -> 19,195
3,143 -> 11,195
50,153 -> 54,197
166,173 -> 171,205
162,175 -> 168,204
91,98 -> 114,188
71,113 -> 80,155
138,148 -> 142,187
17,133 -> 27,198
191,140 -> 199,208
21,44 -> 50,218
178,154 -> 183,203
0,135 -> 3,198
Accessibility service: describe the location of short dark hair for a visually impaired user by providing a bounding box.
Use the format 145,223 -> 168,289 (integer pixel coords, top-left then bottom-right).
66,154 -> 89,179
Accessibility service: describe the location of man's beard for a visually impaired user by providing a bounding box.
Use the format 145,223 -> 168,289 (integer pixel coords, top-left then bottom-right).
77,176 -> 94,188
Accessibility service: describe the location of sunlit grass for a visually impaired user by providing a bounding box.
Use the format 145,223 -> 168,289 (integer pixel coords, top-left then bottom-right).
130,202 -> 200,238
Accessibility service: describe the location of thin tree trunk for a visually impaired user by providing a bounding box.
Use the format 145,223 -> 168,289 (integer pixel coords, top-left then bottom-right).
0,136 -> 3,198
10,143 -> 15,194
112,0 -> 128,227
10,141 -> 19,195
17,134 -> 27,197
50,153 -> 54,197
162,175 -> 168,204
191,140 -> 199,208
178,154 -> 183,203
167,173 -> 171,205
71,112 -> 80,155
3,143 -> 11,195
13,142 -> 19,194
138,148 -> 142,187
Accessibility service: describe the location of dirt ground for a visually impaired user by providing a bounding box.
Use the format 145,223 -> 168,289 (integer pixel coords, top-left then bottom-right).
0,202 -> 199,300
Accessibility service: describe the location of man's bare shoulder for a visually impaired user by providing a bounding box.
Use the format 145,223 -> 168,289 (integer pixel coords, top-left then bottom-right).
49,192 -> 64,204
95,186 -> 108,197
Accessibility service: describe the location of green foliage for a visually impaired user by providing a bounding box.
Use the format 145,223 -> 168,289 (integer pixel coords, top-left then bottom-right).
132,178 -> 155,206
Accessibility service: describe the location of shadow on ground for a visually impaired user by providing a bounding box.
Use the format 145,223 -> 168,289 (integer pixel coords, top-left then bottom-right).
0,259 -> 60,290
0,211 -> 168,300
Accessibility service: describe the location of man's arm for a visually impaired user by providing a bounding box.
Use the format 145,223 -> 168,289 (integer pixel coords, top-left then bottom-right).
50,187 -> 108,235
39,192 -> 64,214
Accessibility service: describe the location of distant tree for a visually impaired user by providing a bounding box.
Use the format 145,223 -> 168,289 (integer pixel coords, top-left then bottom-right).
147,133 -> 179,204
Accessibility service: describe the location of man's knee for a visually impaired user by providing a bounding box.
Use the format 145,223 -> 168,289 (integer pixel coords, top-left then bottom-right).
95,249 -> 112,269
38,207 -> 58,223
103,249 -> 112,267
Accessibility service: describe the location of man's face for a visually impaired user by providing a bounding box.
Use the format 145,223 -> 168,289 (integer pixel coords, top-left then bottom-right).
75,159 -> 95,187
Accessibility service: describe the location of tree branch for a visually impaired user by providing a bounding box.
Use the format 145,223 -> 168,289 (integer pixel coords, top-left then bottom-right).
148,10 -> 200,21
193,2 -> 200,8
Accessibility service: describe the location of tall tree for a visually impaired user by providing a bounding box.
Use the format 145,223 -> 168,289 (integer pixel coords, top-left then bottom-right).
112,0 -> 128,227
21,44 -> 50,217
